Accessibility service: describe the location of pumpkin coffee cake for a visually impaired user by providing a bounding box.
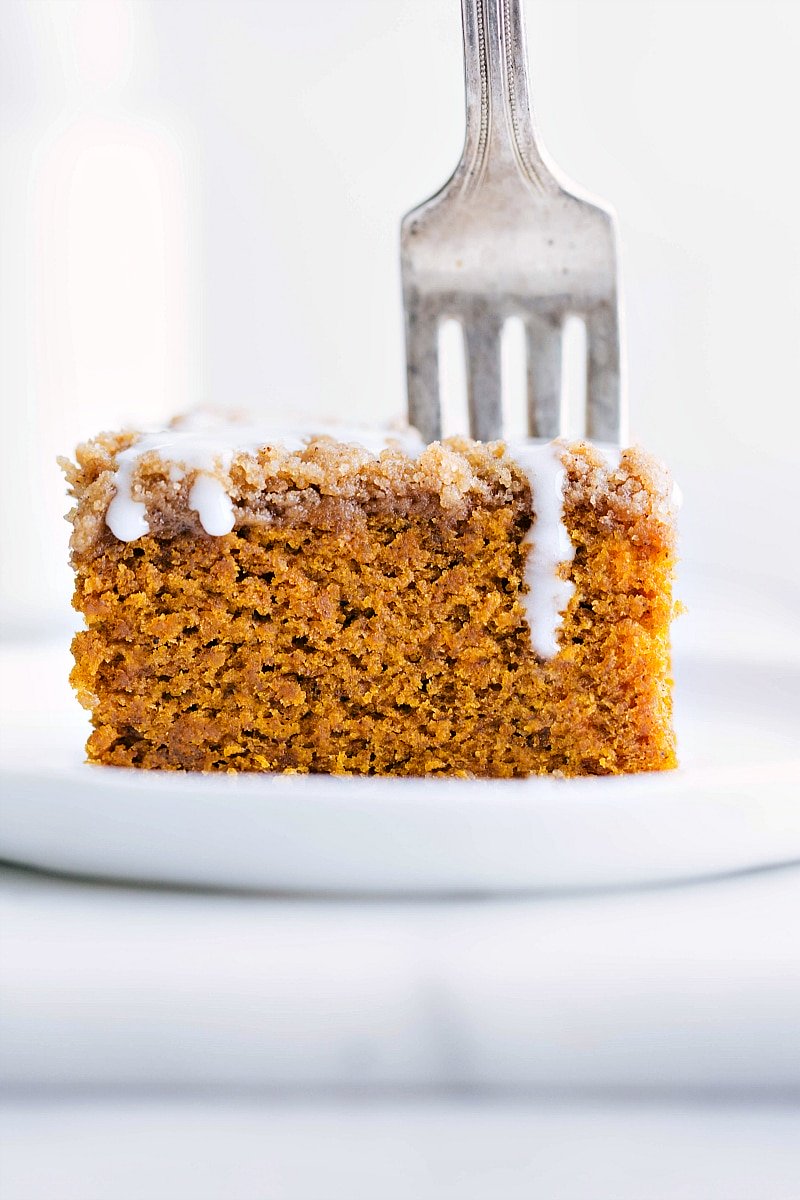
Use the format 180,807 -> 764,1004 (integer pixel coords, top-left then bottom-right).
63,413 -> 678,777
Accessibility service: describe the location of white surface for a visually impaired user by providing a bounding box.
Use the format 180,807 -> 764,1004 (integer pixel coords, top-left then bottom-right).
1,631 -> 799,892
2,1099 -> 800,1200
3,858 -> 800,1092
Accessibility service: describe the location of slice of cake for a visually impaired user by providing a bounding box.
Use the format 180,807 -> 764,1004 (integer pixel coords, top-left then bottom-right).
62,413 -> 678,777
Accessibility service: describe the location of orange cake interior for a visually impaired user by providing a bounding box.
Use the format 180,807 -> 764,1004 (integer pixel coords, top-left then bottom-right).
63,426 -> 678,777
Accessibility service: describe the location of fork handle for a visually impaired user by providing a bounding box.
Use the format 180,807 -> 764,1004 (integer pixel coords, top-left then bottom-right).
460,0 -> 551,190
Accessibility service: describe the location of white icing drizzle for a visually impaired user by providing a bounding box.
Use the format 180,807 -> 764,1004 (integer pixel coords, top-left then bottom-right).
105,472 -> 150,542
507,439 -> 625,659
509,441 -> 576,660
104,416 -> 425,541
187,474 -> 235,536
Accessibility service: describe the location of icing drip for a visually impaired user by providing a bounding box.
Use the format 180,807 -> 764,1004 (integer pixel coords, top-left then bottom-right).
510,441 -> 576,660
187,474 -> 235,537
105,470 -> 149,541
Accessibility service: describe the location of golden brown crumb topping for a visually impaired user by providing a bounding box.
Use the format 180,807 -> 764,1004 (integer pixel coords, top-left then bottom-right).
61,430 -> 676,560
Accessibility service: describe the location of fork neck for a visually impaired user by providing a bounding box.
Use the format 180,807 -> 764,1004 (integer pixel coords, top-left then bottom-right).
459,0 -> 551,191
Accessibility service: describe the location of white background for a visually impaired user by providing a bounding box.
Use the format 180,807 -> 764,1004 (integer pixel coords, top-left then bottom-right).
2,0 -> 800,626
2,5 -> 800,1198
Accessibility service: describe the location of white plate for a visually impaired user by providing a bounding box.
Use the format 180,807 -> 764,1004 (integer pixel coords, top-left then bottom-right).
1,581 -> 799,893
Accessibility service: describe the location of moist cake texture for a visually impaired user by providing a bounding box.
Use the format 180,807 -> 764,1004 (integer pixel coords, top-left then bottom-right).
63,419 -> 678,777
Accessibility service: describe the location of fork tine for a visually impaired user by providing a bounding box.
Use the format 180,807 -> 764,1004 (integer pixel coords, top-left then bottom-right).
404,296 -> 441,443
526,312 -> 562,439
464,308 -> 503,441
586,300 -> 622,443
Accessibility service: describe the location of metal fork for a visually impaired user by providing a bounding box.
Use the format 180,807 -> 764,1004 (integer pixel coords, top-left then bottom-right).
401,0 -> 624,445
